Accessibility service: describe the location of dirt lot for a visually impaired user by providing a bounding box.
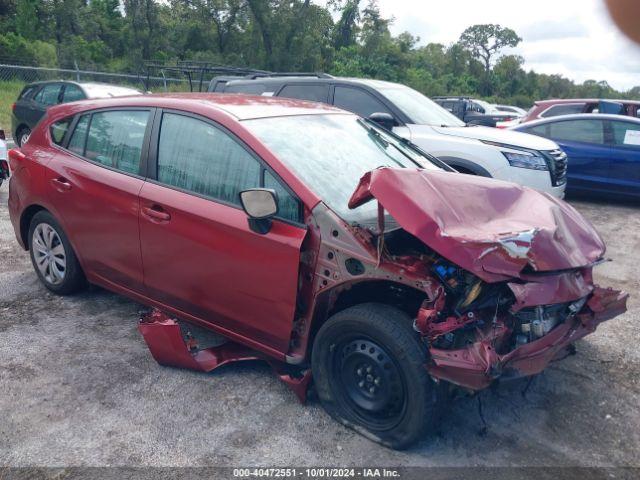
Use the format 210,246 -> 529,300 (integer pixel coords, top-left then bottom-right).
1,179 -> 639,470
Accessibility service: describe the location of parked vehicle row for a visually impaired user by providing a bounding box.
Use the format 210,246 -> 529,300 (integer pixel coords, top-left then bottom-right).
11,80 -> 142,147
512,113 -> 640,198
432,96 -> 518,126
7,93 -> 627,449
521,98 -> 640,124
209,75 -> 568,198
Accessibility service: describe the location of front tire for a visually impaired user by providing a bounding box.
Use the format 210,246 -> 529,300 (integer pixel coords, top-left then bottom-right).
28,211 -> 85,295
312,303 -> 442,449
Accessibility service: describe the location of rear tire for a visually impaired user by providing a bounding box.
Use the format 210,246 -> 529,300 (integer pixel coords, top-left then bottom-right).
312,303 -> 442,449
28,211 -> 85,295
17,127 -> 31,147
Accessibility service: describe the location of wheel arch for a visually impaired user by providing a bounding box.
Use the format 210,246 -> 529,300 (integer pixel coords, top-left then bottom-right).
14,123 -> 31,144
304,279 -> 428,359
20,204 -> 48,250
439,156 -> 492,177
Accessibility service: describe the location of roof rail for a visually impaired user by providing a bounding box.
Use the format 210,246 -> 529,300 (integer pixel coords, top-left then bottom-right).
143,62 -> 333,91
246,72 -> 334,80
432,96 -> 472,100
143,61 -> 272,91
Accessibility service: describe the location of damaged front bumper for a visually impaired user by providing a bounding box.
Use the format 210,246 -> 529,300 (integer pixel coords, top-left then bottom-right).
425,286 -> 628,391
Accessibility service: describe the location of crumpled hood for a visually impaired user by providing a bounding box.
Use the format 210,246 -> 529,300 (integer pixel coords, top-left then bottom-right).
348,168 -> 605,282
427,124 -> 558,151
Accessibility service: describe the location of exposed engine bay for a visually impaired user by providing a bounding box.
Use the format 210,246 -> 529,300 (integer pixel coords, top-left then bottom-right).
376,225 -> 627,391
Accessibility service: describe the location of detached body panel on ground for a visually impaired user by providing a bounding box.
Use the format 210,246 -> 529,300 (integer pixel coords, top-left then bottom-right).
7,93 -> 627,449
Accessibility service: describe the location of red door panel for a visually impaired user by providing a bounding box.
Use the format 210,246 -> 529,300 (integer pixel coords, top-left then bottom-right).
139,182 -> 306,353
45,151 -> 146,291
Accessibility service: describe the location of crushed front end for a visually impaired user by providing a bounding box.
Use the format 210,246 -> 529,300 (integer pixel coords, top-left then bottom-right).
347,167 -> 629,391
413,260 -> 627,390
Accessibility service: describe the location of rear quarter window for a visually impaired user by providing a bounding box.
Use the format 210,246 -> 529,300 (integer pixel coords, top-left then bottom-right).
19,86 -> 37,100
50,118 -> 73,146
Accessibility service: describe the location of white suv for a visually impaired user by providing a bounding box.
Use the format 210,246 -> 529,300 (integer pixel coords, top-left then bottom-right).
213,75 -> 567,197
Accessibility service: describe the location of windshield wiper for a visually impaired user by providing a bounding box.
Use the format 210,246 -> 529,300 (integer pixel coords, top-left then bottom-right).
356,118 -> 410,168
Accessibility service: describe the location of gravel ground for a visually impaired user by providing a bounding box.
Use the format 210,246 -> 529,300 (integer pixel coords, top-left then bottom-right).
1,179 -> 639,470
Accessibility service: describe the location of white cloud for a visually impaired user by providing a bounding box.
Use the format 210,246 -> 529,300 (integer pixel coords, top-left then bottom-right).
362,0 -> 640,90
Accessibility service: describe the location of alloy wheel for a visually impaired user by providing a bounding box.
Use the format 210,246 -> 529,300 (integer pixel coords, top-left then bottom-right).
32,223 -> 66,285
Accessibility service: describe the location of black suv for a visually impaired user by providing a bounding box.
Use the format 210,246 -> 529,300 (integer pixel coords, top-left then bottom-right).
207,74 -> 421,129
432,96 -> 515,127
11,81 -> 141,146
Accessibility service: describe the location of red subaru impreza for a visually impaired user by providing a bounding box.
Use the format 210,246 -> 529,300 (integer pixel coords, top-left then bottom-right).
7,93 -> 627,449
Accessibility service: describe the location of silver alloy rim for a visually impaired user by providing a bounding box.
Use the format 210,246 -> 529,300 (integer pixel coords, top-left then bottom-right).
32,223 -> 66,285
20,132 -> 30,146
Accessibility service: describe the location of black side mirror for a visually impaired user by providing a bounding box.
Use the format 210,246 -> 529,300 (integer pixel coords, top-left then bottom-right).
368,112 -> 398,131
239,188 -> 279,234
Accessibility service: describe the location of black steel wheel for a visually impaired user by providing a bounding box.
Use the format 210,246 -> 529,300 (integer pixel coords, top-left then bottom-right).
312,303 -> 443,449
335,337 -> 407,431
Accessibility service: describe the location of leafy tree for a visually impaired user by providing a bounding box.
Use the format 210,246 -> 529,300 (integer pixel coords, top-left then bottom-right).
0,2 -> 636,105
493,54 -> 526,97
333,0 -> 360,49
459,24 -> 521,73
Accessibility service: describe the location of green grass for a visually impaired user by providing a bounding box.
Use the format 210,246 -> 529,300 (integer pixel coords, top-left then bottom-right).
0,81 -> 25,137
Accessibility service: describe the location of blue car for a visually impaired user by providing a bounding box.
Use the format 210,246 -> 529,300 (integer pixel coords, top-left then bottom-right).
512,114 -> 640,198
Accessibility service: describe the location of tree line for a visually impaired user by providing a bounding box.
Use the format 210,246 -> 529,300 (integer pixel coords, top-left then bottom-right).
1,0 -> 638,106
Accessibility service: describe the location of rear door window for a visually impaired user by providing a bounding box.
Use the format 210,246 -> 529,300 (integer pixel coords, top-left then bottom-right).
541,103 -> 586,118
548,119 -> 605,144
83,110 -> 150,175
34,84 -> 63,106
68,115 -> 90,155
279,84 -> 329,103
333,86 -> 392,117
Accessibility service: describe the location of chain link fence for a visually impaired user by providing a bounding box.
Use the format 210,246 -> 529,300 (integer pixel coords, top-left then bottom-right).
0,59 -> 269,137
0,62 -> 190,92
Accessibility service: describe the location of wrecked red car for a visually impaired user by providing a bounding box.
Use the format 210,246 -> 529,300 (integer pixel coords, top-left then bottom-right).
8,94 -> 627,449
